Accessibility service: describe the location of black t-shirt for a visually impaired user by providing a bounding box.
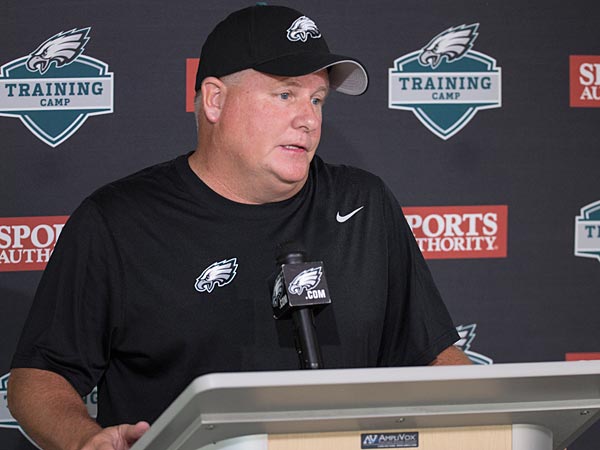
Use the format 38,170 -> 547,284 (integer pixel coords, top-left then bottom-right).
12,154 -> 459,426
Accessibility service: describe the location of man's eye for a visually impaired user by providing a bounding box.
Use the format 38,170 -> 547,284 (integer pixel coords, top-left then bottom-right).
311,98 -> 322,105
279,92 -> 290,100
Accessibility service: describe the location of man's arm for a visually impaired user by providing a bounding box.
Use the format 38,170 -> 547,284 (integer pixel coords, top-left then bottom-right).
7,368 -> 149,450
429,345 -> 473,365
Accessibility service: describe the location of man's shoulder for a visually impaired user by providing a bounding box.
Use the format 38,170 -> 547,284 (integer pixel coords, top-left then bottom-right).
69,154 -> 189,228
89,154 -> 184,207
314,156 -> 384,190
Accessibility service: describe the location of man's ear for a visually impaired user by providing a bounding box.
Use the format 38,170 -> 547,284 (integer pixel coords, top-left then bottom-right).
201,77 -> 227,123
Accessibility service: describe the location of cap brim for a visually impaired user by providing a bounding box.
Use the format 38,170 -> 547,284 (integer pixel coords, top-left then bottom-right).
254,53 -> 368,96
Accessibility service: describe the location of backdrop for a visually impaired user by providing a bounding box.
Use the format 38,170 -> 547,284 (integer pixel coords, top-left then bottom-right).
1,0 -> 599,448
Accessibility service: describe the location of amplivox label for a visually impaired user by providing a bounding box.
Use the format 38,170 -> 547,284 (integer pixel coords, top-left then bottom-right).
361,432 -> 419,448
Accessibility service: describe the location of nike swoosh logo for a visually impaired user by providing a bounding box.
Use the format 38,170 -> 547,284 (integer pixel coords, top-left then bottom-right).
336,206 -> 364,223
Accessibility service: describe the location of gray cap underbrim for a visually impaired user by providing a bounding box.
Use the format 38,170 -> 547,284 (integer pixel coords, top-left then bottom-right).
254,54 -> 369,96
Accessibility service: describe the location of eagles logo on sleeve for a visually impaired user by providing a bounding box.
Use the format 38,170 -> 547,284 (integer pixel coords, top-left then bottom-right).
286,16 -> 321,42
195,258 -> 238,293
288,266 -> 322,295
419,24 -> 479,69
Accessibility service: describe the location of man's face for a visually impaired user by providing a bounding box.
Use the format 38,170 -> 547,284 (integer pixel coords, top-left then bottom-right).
214,69 -> 329,201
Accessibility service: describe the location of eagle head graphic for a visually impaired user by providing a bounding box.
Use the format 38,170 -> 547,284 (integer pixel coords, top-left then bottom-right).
418,24 -> 479,69
288,266 -> 322,295
287,16 -> 321,42
195,258 -> 238,293
272,272 -> 285,308
26,28 -> 90,74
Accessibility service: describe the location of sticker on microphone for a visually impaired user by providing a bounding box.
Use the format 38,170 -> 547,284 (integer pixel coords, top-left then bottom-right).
271,261 -> 332,319
361,432 -> 419,449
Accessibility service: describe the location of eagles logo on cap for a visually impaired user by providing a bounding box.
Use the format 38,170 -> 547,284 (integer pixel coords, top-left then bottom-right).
195,5 -> 368,95
286,16 -> 321,42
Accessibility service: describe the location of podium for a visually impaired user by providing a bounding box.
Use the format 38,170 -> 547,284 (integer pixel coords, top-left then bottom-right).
131,361 -> 600,450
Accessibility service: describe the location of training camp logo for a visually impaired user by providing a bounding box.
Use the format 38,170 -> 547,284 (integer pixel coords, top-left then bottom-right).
0,28 -> 114,147
0,373 -> 18,431
287,16 -> 321,42
0,373 -> 39,448
389,24 -> 501,140
455,324 -> 493,365
195,258 -> 238,293
574,200 -> 600,262
288,266 -> 323,295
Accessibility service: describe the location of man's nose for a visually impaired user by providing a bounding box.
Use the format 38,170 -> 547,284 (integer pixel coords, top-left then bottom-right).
292,100 -> 320,132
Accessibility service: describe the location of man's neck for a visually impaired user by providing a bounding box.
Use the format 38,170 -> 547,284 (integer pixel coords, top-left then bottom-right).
187,149 -> 304,205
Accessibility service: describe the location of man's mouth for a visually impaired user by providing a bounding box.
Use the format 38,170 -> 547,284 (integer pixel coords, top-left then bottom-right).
281,144 -> 307,152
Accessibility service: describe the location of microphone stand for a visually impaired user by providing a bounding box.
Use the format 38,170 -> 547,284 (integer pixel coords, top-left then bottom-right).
277,248 -> 324,370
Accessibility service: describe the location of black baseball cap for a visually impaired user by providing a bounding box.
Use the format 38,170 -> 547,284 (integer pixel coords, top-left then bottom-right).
195,5 -> 368,95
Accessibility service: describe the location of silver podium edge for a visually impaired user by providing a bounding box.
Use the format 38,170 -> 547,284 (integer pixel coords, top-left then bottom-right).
130,360 -> 600,450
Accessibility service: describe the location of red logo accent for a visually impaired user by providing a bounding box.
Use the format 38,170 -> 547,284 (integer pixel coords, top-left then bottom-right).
402,205 -> 508,260
0,216 -> 69,272
565,353 -> 600,361
570,55 -> 600,108
186,58 -> 200,112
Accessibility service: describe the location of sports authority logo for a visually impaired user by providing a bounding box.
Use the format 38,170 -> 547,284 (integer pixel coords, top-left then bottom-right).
0,28 -> 113,147
287,16 -> 321,42
389,24 -> 501,140
194,258 -> 238,293
574,200 -> 600,262
455,324 -> 493,365
1,372 -> 97,447
403,205 -> 508,259
288,266 -> 323,295
570,56 -> 600,107
0,216 -> 68,272
565,353 -> 600,361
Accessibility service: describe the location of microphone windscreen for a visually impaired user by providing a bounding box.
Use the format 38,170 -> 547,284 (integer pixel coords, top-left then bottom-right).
276,241 -> 307,265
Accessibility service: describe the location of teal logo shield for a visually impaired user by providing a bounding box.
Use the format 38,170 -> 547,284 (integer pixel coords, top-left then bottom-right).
575,200 -> 600,262
0,372 -> 39,448
0,373 -> 18,429
0,28 -> 113,147
389,24 -> 501,140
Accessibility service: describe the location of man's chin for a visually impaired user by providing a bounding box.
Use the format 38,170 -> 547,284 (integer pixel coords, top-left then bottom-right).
268,170 -> 309,197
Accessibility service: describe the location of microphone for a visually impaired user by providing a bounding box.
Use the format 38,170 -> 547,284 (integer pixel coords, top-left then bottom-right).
271,243 -> 331,369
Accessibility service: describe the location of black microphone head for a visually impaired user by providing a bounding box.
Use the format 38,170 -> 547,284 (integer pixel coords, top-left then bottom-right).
276,241 -> 307,265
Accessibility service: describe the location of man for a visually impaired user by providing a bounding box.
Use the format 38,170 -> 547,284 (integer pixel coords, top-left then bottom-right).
8,5 -> 470,450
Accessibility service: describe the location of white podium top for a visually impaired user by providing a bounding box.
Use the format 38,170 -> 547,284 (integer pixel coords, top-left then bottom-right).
131,361 -> 600,450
